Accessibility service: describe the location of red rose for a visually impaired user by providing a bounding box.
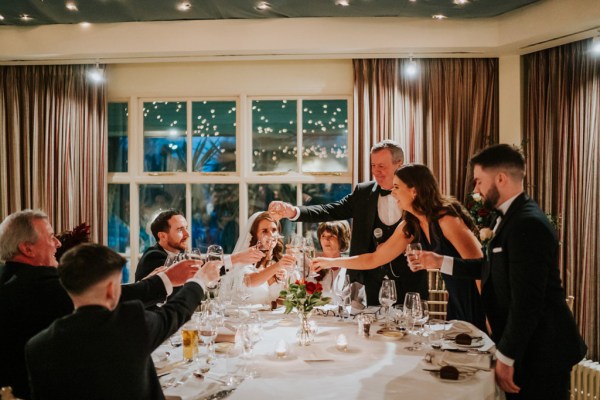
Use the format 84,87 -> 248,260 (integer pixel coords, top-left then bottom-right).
478,208 -> 489,217
315,283 -> 323,293
305,282 -> 316,295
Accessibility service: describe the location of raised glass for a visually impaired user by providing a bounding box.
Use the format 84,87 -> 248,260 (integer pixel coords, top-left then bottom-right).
143,101 -> 187,172
248,183 -> 297,240
192,101 -> 237,172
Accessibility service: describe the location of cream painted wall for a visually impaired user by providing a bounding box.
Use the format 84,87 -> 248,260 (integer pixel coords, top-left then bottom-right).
107,59 -> 354,99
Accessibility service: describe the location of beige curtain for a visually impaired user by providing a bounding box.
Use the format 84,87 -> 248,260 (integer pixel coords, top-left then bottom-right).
353,58 -> 498,201
353,59 -> 398,184
0,65 -> 106,242
524,39 -> 600,360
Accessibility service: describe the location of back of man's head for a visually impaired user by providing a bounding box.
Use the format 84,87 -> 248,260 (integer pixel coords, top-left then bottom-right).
150,209 -> 184,242
0,209 -> 48,262
58,243 -> 125,295
371,140 -> 404,164
470,144 -> 525,181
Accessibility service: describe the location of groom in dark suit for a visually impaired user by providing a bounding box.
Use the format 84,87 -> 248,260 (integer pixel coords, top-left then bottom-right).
411,144 -> 586,399
25,243 -> 221,400
269,140 -> 428,306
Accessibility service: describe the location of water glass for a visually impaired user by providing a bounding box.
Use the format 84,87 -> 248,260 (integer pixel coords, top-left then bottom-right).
406,243 -> 423,270
378,279 -> 397,328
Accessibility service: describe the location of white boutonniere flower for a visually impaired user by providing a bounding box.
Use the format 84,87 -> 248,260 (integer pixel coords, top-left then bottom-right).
479,227 -> 494,242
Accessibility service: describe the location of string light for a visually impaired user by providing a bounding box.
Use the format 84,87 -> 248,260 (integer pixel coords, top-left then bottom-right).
87,63 -> 105,83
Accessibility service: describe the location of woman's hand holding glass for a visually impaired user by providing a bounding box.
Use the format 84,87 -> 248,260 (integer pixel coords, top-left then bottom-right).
406,243 -> 423,272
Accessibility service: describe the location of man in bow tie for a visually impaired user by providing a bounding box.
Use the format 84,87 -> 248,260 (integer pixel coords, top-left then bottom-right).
409,144 -> 586,399
269,140 -> 428,306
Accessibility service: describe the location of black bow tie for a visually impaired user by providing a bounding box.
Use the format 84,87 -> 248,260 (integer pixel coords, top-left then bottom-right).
378,188 -> 392,197
494,209 -> 504,217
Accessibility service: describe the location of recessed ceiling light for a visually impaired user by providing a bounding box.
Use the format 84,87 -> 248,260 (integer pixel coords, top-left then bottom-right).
65,2 -> 78,11
0,15 -> 4,21
592,36 -> 600,54
335,0 -> 350,6
20,14 -> 33,22
256,1 -> 271,11
177,2 -> 192,11
453,0 -> 469,4
79,21 -> 91,28
432,14 -> 447,20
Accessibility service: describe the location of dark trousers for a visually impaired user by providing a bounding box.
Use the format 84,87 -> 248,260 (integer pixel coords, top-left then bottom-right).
506,368 -> 570,400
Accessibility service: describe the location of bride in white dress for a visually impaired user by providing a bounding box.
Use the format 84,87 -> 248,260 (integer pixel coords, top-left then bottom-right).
226,211 -> 296,306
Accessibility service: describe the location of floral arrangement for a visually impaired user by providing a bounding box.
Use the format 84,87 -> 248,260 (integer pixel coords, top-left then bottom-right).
280,280 -> 331,315
55,222 -> 91,261
465,192 -> 497,249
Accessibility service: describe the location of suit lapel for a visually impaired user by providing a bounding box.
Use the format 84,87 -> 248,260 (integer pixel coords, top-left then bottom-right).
365,184 -> 380,231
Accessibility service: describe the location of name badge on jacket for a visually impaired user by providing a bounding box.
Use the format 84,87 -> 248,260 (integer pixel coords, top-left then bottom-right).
492,247 -> 503,253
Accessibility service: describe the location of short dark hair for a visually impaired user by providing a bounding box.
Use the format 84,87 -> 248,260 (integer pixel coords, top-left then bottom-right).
470,144 -> 525,180
150,209 -> 184,242
317,221 -> 351,253
58,243 -> 125,295
371,140 -> 404,164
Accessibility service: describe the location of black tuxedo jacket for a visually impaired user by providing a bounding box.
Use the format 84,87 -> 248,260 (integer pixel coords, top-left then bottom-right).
135,244 -> 168,281
25,282 -> 204,400
297,181 -> 427,305
453,194 -> 586,373
0,262 -> 167,399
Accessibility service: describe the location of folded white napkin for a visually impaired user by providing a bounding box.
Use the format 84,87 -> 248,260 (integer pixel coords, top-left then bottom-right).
444,320 -> 482,340
438,351 -> 492,371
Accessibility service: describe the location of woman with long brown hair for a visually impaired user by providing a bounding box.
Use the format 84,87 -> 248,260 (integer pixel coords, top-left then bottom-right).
312,164 -> 485,330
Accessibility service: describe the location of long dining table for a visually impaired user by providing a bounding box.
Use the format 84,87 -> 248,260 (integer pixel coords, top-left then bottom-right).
160,308 -> 505,400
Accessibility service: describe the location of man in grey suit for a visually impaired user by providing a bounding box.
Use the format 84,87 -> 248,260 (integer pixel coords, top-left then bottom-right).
25,243 -> 221,400
269,140 -> 428,306
410,144 -> 586,399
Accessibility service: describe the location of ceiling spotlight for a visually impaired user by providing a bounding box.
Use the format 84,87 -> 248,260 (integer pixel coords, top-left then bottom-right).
404,57 -> 418,77
0,15 -> 5,21
20,14 -> 33,22
256,1 -> 271,11
432,14 -> 447,20
592,36 -> 600,54
79,21 -> 91,28
177,2 -> 192,11
87,63 -> 105,83
65,2 -> 78,11
453,0 -> 469,5
335,0 -> 350,6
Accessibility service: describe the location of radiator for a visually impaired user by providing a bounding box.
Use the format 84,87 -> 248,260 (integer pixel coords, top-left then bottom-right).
571,359 -> 600,399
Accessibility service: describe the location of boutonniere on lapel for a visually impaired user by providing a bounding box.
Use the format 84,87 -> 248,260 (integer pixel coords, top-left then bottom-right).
479,227 -> 494,252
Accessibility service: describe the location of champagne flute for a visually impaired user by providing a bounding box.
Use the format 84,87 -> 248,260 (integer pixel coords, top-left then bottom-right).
378,279 -> 397,329
304,235 -> 319,279
206,245 -> 224,298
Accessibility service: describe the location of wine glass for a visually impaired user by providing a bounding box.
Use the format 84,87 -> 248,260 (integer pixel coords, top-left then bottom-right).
406,243 -> 423,270
334,275 -> 351,320
403,292 -> 423,351
378,279 -> 397,329
197,313 -> 218,365
304,235 -> 319,279
205,245 -> 224,298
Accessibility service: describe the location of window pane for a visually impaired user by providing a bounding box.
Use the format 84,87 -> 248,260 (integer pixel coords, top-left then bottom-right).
247,183 -> 297,240
302,100 -> 349,172
252,100 -> 297,172
191,184 -> 239,254
192,101 -> 237,172
107,184 -> 130,253
139,184 -> 186,251
301,183 -> 352,251
108,103 -> 128,172
143,101 -> 187,172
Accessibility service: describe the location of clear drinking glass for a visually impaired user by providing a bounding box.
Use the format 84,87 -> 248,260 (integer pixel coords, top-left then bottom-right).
406,243 -> 423,270
334,275 -> 352,320
403,292 -> 424,351
378,279 -> 397,329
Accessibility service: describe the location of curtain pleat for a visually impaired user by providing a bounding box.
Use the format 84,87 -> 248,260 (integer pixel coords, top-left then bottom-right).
0,65 -> 106,243
524,39 -> 600,360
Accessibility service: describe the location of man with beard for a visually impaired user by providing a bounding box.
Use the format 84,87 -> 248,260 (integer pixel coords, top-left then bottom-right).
0,210 -> 200,399
409,144 -> 586,399
135,209 -> 263,283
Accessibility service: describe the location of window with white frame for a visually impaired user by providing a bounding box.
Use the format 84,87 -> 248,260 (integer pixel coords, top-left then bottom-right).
106,96 -> 352,281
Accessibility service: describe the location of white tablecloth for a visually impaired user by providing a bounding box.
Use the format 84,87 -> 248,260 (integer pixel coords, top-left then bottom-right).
161,311 -> 505,400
